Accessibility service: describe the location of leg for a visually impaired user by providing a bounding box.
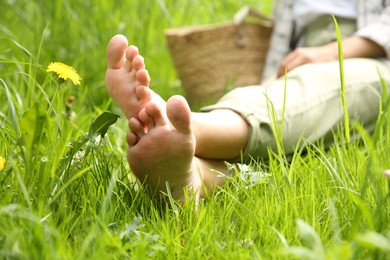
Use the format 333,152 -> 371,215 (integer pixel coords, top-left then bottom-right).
192,109 -> 249,160
106,35 -> 248,201
126,96 -> 228,201
105,34 -> 249,160
105,34 -> 163,119
202,58 -> 390,160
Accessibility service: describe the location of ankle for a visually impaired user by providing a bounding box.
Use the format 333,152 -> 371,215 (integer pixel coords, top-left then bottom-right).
195,158 -> 227,198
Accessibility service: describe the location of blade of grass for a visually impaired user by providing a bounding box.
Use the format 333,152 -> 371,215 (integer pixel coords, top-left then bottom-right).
332,16 -> 350,143
1,78 -> 20,138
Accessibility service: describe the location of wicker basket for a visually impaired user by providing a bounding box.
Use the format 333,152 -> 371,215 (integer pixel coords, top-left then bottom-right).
165,7 -> 273,106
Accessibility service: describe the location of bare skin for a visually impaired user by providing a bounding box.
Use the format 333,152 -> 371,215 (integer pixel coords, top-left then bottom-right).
105,34 -> 249,201
105,32 -> 387,202
105,34 -> 153,119
277,36 -> 386,78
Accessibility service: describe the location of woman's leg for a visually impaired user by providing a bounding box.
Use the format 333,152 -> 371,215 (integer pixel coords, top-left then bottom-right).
105,35 -> 249,201
201,58 -> 390,161
105,34 -> 390,202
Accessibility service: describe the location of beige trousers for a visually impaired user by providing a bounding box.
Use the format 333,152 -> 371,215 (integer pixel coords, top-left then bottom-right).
202,58 -> 390,160
201,16 -> 390,161
202,16 -> 390,159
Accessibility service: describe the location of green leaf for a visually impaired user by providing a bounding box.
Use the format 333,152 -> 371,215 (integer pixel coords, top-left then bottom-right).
88,111 -> 120,141
20,103 -> 47,162
297,219 -> 324,252
355,231 -> 390,251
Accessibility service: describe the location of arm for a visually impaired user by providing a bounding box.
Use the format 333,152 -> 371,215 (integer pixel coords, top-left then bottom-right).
355,4 -> 390,58
276,35 -> 386,78
277,3 -> 390,78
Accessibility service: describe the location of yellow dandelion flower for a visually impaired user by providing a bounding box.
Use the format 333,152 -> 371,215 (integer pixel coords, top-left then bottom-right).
47,62 -> 81,85
0,156 -> 6,171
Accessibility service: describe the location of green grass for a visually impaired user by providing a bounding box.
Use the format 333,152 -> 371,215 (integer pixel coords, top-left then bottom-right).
1,0 -> 390,259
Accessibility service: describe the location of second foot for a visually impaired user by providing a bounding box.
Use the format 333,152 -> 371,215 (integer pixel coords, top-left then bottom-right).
126,95 -> 203,202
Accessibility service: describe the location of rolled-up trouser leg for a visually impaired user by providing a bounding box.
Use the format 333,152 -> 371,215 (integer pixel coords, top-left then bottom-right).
201,58 -> 390,161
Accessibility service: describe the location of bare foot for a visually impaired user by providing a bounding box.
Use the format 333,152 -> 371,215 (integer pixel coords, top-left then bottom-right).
105,34 -> 162,119
126,96 -> 203,202
105,35 -> 221,202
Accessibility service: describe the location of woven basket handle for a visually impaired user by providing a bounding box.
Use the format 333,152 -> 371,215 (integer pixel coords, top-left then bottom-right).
234,6 -> 272,47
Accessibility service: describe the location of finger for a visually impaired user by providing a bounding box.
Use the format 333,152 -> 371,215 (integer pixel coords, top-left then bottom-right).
277,52 -> 297,77
277,54 -> 306,78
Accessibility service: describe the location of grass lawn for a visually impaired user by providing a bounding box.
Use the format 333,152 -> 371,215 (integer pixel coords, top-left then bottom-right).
1,0 -> 390,259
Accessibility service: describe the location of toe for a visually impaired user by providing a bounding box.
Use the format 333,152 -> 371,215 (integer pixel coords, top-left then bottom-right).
136,69 -> 150,87
135,85 -> 151,102
123,45 -> 139,71
129,117 -> 146,138
126,131 -> 139,146
126,45 -> 139,61
106,34 -> 128,69
145,102 -> 166,126
139,108 -> 155,130
133,55 -> 146,70
167,95 -> 192,133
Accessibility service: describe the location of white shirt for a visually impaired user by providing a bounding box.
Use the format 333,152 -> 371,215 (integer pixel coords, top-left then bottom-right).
262,0 -> 390,80
293,0 -> 357,37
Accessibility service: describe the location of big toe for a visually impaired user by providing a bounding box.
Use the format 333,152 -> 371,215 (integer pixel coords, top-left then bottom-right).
166,95 -> 192,133
107,34 -> 128,69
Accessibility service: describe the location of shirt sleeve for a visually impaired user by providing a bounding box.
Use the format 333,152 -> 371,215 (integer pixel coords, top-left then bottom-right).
355,6 -> 390,58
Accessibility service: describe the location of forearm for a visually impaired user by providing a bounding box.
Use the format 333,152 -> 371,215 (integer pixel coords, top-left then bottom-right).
277,35 -> 387,77
334,35 -> 387,59
354,5 -> 390,58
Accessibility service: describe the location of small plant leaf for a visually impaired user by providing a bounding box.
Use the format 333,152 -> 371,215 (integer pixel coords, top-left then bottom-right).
20,103 -> 47,162
88,111 -> 120,141
355,231 -> 390,251
297,219 -> 324,252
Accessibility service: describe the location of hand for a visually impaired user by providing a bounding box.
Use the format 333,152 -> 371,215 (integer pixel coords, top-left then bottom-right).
277,45 -> 338,78
276,36 -> 386,78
